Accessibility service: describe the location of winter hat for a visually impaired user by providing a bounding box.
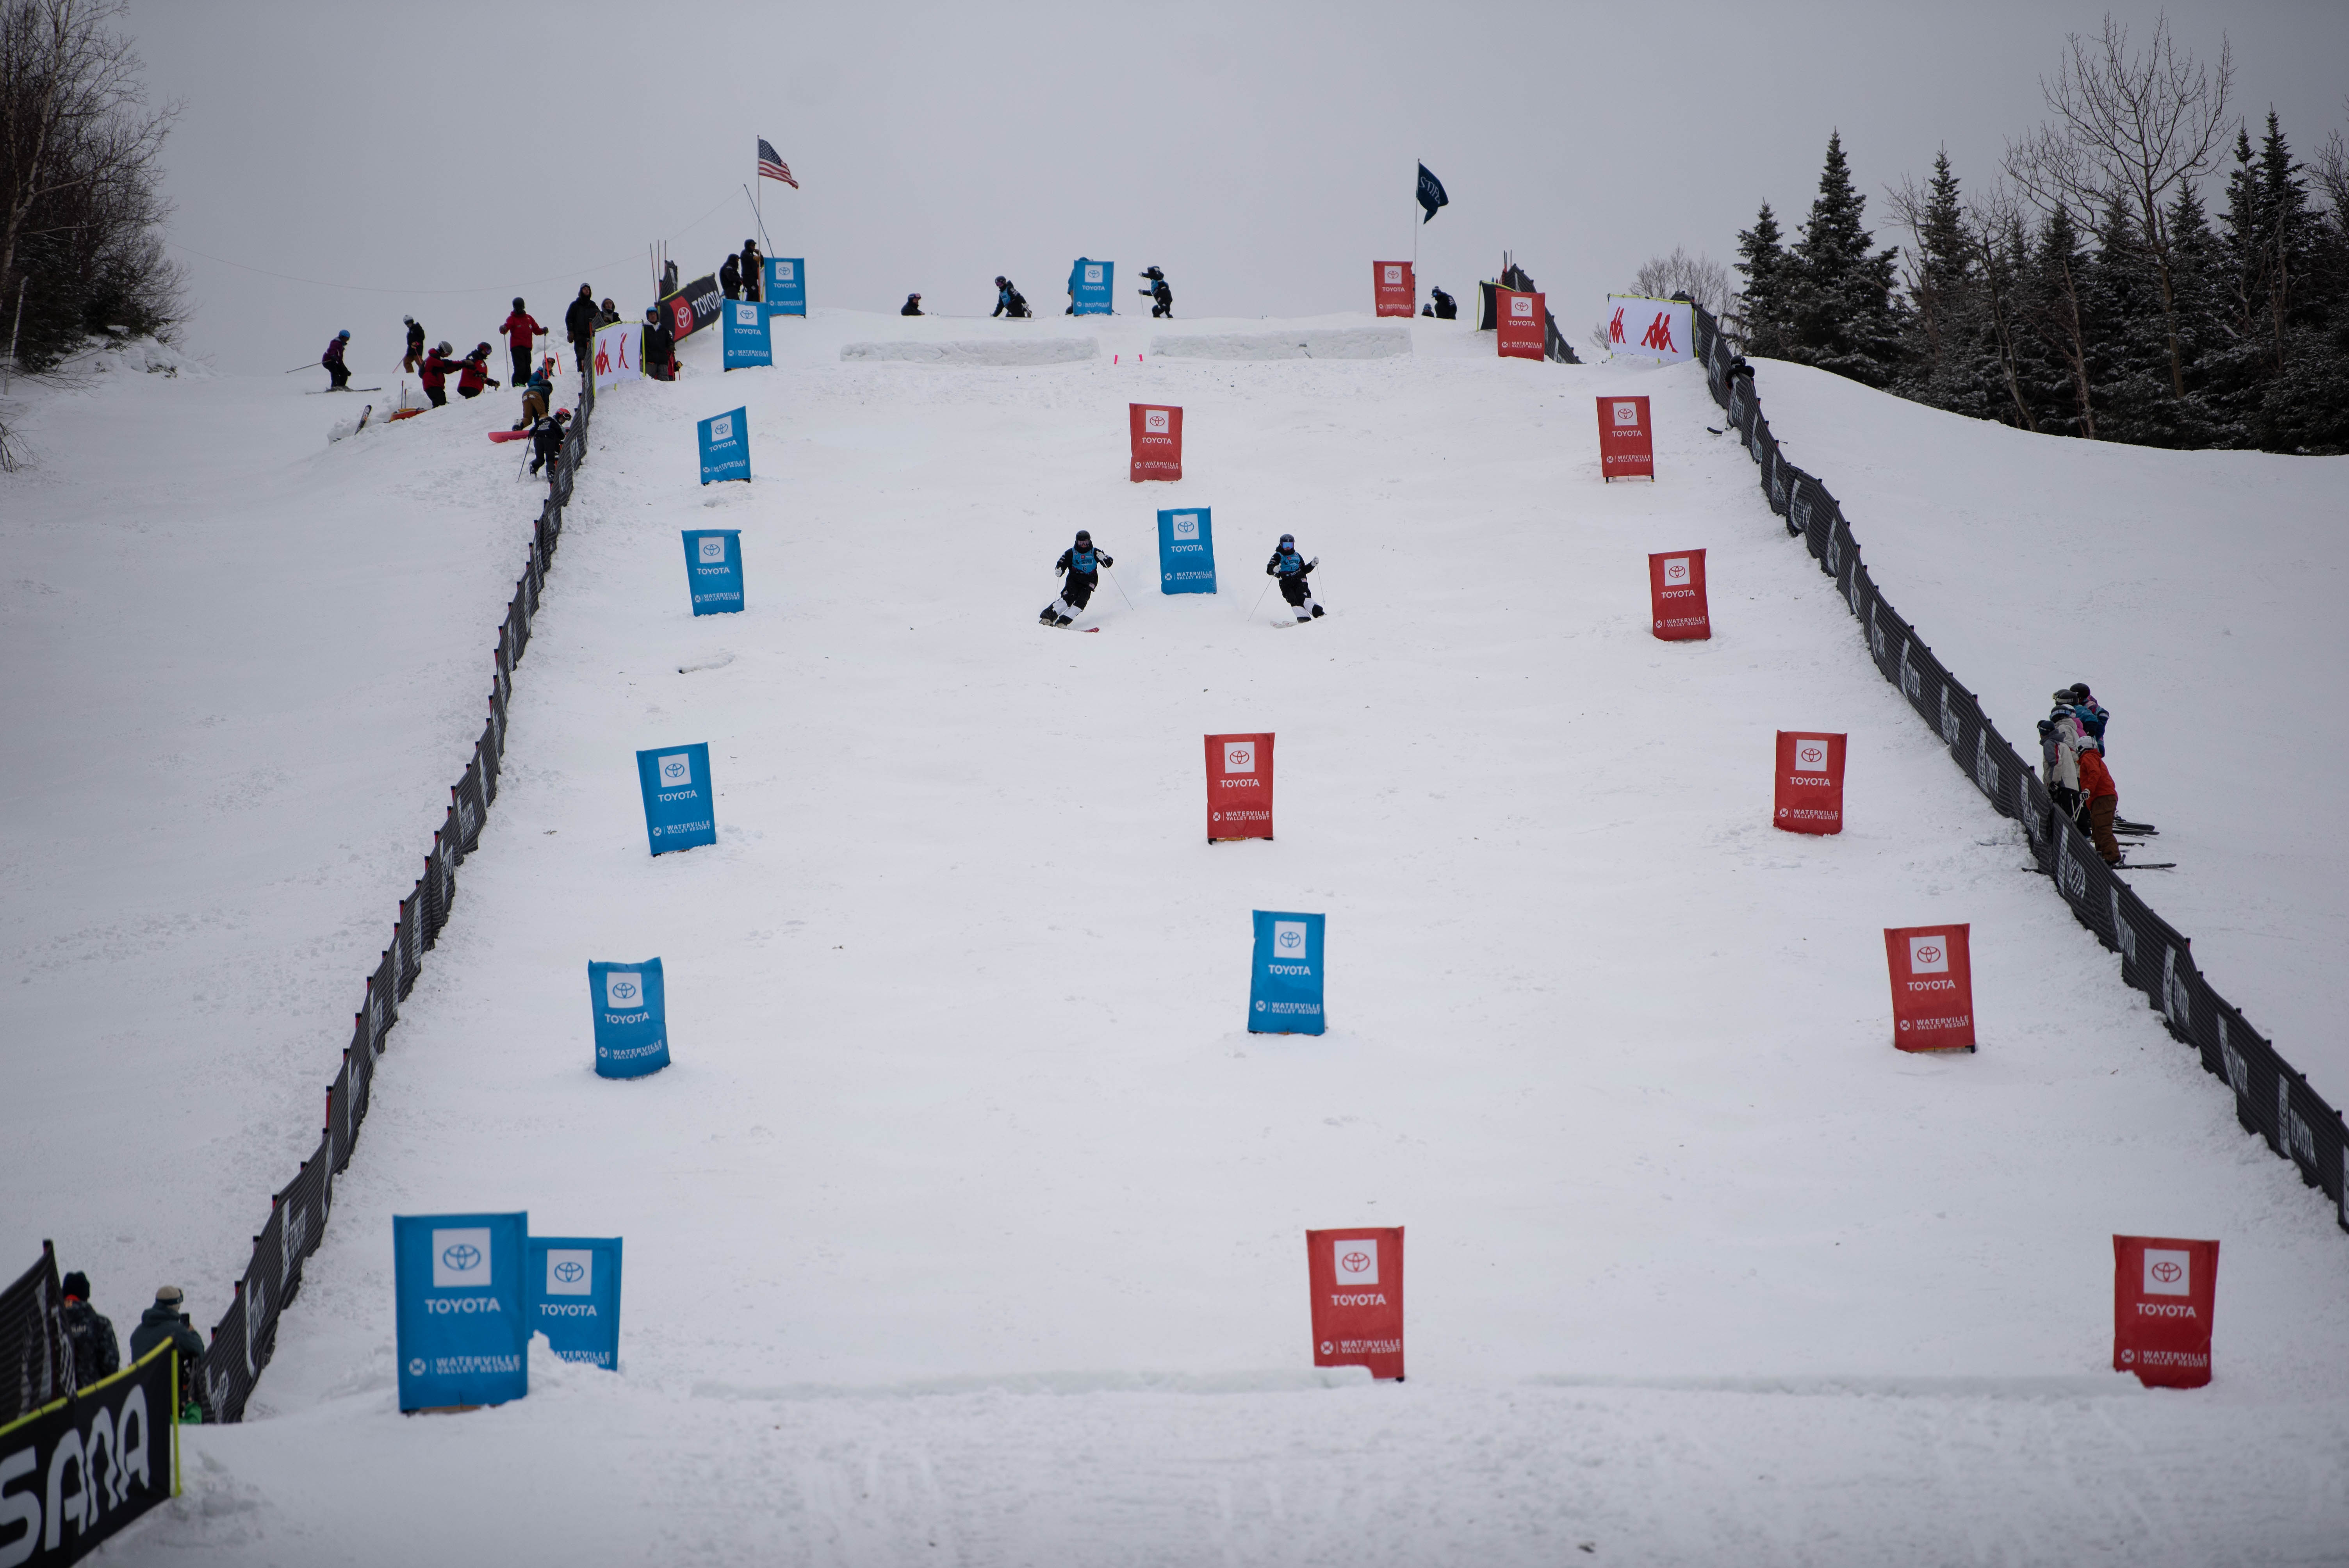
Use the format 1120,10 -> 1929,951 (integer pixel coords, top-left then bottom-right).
153,1285 -> 183,1306
2067,682 -> 2094,702
61,1271 -> 89,1300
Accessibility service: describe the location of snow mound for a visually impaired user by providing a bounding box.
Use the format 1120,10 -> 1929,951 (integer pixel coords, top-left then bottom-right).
841,338 -> 1100,366
1148,326 -> 1410,361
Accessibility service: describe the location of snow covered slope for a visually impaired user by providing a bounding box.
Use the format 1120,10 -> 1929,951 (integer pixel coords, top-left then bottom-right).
14,315 -> 2347,1564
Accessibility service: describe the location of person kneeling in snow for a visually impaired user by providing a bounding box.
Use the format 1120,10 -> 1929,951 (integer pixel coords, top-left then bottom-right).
1267,534 -> 1322,622
457,342 -> 500,400
1040,530 -> 1112,626
529,408 -> 570,477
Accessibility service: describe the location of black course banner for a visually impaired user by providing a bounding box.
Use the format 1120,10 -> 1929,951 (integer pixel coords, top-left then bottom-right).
0,1343 -> 177,1565
660,274 -> 724,341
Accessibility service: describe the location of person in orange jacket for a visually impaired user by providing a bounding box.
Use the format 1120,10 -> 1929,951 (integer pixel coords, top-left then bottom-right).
2077,739 -> 2122,865
500,298 -> 547,386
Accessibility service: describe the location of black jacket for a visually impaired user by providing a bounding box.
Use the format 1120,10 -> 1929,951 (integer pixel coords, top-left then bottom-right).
564,294 -> 598,343
532,416 -> 567,462
1055,547 -> 1112,577
128,1303 -> 205,1367
1267,549 -> 1311,577
62,1299 -> 119,1386
901,298 -> 923,316
644,317 -> 674,371
719,256 -> 742,293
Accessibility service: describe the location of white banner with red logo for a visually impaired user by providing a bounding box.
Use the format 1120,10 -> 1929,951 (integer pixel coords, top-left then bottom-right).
1129,403 -> 1183,481
1205,732 -> 1273,841
1599,394 -> 1654,480
2112,1235 -> 2217,1388
1307,1226 -> 1403,1380
1372,260 -> 1415,317
1604,294 -> 1692,362
1497,288 -> 1543,360
591,322 -> 642,386
1883,923 -> 1975,1050
1773,730 -> 1845,831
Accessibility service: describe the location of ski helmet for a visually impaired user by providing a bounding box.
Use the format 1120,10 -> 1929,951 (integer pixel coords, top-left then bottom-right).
1279,533 -> 1295,547
513,297 -> 524,308
337,329 -> 350,340
1075,530 -> 1092,546
554,408 -> 571,421
403,315 -> 415,325
437,341 -> 452,355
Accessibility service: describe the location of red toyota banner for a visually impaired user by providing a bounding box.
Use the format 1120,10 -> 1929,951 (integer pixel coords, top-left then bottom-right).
1648,549 -> 1709,641
1205,732 -> 1274,841
1307,1226 -> 1404,1380
1496,288 -> 1544,360
1372,260 -> 1415,317
1883,924 -> 1975,1051
2112,1235 -> 2218,1388
1772,730 -> 1845,833
1598,394 -> 1654,481
1130,403 -> 1183,482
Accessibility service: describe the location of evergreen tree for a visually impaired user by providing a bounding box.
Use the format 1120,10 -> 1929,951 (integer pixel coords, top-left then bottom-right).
1781,131 -> 1908,387
2018,203 -> 2096,437
2084,196 -> 2183,446
1895,150 -> 1983,413
2162,182 -> 2230,445
1733,201 -> 1790,357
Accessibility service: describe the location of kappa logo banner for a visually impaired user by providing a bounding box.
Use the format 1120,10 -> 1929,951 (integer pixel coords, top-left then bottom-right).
1605,293 -> 1693,362
635,742 -> 716,855
722,301 -> 772,371
697,407 -> 750,485
1647,547 -> 1707,640
1496,287 -> 1544,360
591,321 -> 643,387
1129,403 -> 1183,482
587,958 -> 669,1079
2112,1235 -> 2217,1388
1306,1226 -> 1403,1380
525,1236 -> 623,1369
1249,908 -> 1324,1033
0,1342 -> 177,1564
1602,396 -> 1656,482
394,1212 -> 528,1411
681,529 -> 744,616
1882,923 -> 1975,1051
1773,731 -> 1846,833
1157,507 -> 1217,595
1068,257 -> 1114,315
764,257 -> 806,316
1372,260 -> 1415,317
1205,731 -> 1274,841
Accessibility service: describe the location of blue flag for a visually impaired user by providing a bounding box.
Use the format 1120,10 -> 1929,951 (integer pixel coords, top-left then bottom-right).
526,1235 -> 623,1369
765,257 -> 806,316
721,300 -> 772,370
636,743 -> 715,853
394,1212 -> 529,1411
1417,162 -> 1449,223
1157,506 -> 1216,594
682,529 -> 743,615
698,407 -> 750,485
1069,257 -> 1114,315
1249,910 -> 1326,1034
588,959 -> 669,1078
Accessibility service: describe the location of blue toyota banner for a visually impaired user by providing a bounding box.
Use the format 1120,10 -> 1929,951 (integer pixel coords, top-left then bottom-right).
636,743 -> 716,854
394,1211 -> 529,1411
525,1235 -> 623,1369
682,529 -> 744,615
721,300 -> 772,370
588,958 -> 669,1078
1249,910 -> 1326,1035
1157,506 -> 1216,594
698,407 -> 750,485
1069,257 -> 1114,315
765,257 -> 807,316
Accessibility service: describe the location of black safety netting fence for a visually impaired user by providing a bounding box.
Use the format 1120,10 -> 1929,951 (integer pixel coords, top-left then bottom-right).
120,371 -> 601,1426
1691,305 -> 2348,1237
1,1242 -> 72,1426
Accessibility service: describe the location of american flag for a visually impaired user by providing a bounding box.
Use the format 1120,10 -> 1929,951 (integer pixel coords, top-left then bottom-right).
757,138 -> 797,188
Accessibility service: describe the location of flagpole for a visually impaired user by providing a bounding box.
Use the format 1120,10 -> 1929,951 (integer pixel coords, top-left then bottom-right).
1412,157 -> 1420,279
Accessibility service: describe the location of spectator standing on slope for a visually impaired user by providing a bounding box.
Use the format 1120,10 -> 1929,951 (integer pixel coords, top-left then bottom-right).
2078,737 -> 2123,865
457,343 -> 499,400
402,316 -> 426,373
719,251 -> 742,301
2065,682 -> 2110,754
2039,701 -> 2085,824
1266,533 -> 1324,622
564,285 -> 599,372
500,298 -> 547,386
60,1271 -> 119,1387
529,408 -> 571,477
418,341 -> 464,408
321,330 -> 351,390
595,297 -> 621,330
128,1285 -> 207,1368
741,240 -> 764,303
1039,529 -> 1112,626
643,306 -> 675,382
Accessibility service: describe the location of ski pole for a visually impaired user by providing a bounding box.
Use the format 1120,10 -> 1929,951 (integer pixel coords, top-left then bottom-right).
1242,579 -> 1272,622
1107,564 -> 1136,611
283,363 -> 316,374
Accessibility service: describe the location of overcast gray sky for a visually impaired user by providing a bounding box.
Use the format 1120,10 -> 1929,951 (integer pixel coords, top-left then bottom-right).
126,0 -> 2347,374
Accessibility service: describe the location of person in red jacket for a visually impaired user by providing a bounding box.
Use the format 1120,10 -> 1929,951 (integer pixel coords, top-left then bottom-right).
457,342 -> 500,399
500,298 -> 547,386
418,340 -> 463,408
2077,740 -> 2122,865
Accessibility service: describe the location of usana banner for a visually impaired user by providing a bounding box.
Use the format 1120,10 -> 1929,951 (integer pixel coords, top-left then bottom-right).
0,1342 -> 179,1564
